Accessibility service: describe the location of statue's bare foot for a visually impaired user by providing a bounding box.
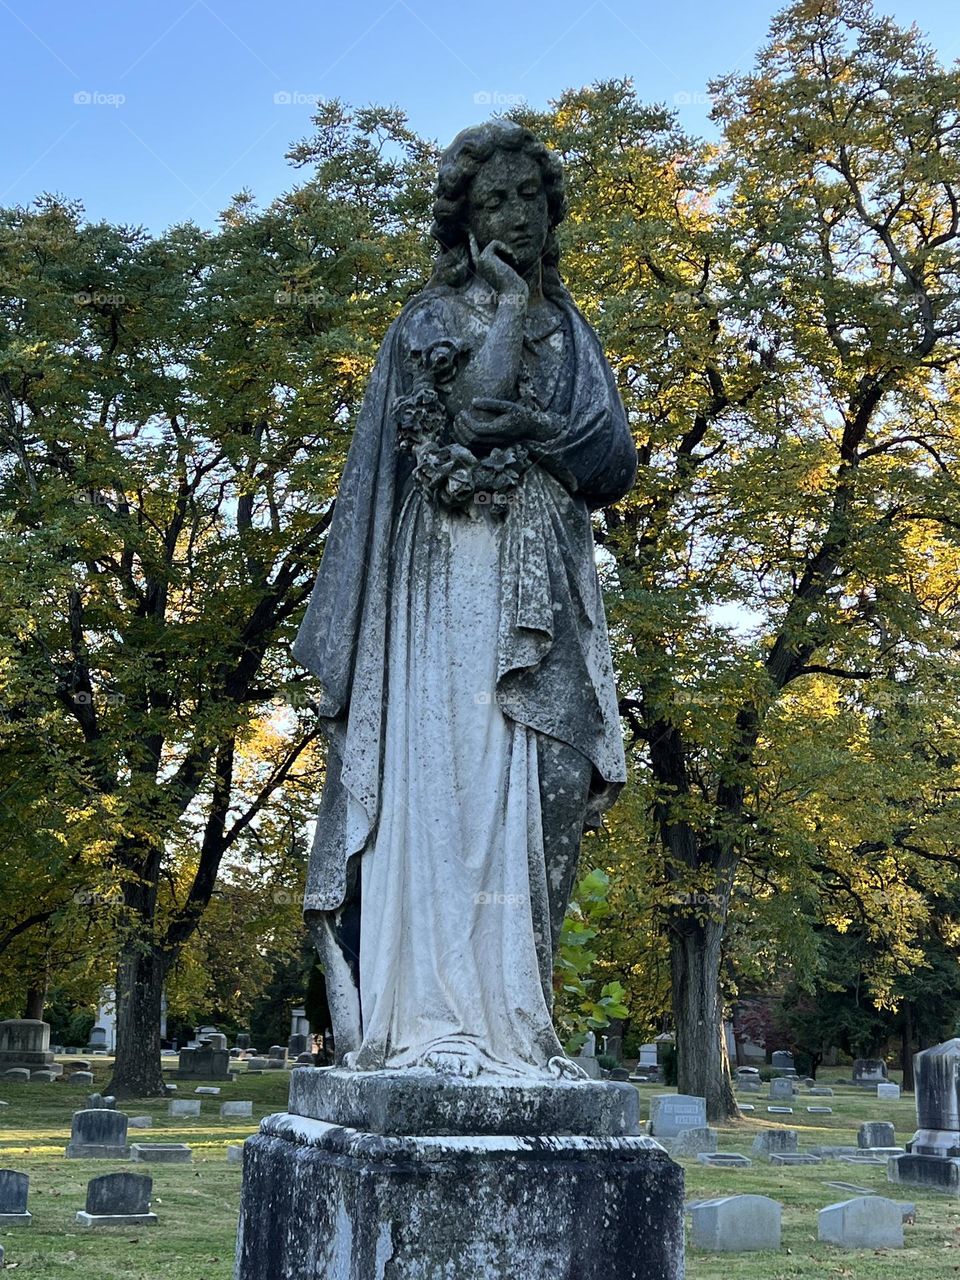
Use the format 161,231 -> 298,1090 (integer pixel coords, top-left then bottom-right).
548,1055 -> 589,1081
424,1046 -> 481,1078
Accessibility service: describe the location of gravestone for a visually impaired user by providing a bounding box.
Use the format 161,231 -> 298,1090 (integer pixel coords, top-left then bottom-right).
76,1172 -> 157,1227
195,1086 -> 221,1095
221,1101 -> 253,1119
752,1129 -> 798,1158
695,1153 -> 751,1168
818,1196 -> 904,1248
669,1127 -> 718,1157
236,1033 -> 251,1051
648,1094 -> 707,1138
690,1195 -> 781,1252
205,1033 -> 228,1052
227,1143 -> 243,1164
860,1121 -> 896,1150
30,1070 -> 57,1083
0,1169 -> 31,1225
767,1105 -> 793,1114
131,1143 -> 192,1163
852,1058 -> 887,1086
69,1071 -> 94,1084
890,1039 -> 960,1192
169,1098 -> 201,1117
809,1086 -> 834,1096
86,1026 -> 108,1052
770,1152 -> 821,1165
808,1106 -> 833,1114
86,1093 -> 116,1110
2,1069 -> 29,1082
288,1006 -> 311,1057
130,1116 -> 152,1129
771,1050 -> 795,1073
65,1108 -> 130,1158
175,1042 -> 230,1081
0,1019 -> 54,1074
769,1077 -> 794,1100
878,1082 -> 901,1101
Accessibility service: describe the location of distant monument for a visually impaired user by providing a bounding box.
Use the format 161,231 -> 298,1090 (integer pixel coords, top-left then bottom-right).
234,120 -> 682,1279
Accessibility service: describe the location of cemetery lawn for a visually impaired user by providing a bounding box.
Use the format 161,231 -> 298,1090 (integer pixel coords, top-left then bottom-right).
0,1061 -> 291,1278
3,1064 -> 960,1277
643,1072 -> 960,1278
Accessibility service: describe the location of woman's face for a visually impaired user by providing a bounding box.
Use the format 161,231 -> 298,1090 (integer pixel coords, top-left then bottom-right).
465,150 -> 550,275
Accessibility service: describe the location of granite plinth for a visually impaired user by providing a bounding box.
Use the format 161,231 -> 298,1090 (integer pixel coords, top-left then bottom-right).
287,1066 -> 641,1138
234,1113 -> 684,1280
889,1153 -> 960,1193
77,1211 -> 158,1227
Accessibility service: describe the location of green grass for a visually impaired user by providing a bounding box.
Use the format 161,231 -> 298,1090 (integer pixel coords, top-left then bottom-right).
2,1064 -> 959,1276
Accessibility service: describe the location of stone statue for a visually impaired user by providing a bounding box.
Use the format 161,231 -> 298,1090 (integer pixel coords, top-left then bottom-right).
293,120 -> 637,1082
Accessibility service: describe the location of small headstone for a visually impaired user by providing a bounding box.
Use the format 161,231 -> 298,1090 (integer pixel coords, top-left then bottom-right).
669,1127 -> 718,1157
131,1143 -> 192,1163
690,1194 -> 781,1252
807,1106 -> 834,1114
66,1059 -> 92,1071
86,1093 -> 116,1110
195,1086 -> 221,1095
29,1070 -> 57,1083
752,1129 -> 798,1157
2,1069 -> 29,1082
65,1109 -> 130,1159
859,1121 -> 896,1150
737,1081 -> 760,1092
236,1034 -> 251,1050
129,1116 -> 152,1129
227,1143 -> 244,1164
0,1169 -> 31,1225
818,1196 -> 904,1248
206,1033 -> 228,1051
771,1050 -> 794,1071
77,1172 -> 157,1227
69,1071 -> 94,1084
268,1045 -> 287,1060
809,1087 -> 834,1096
769,1077 -> 794,1101
878,1082 -> 901,1101
695,1152 -> 751,1168
852,1058 -> 887,1085
738,1104 -> 755,1112
770,1152 -> 822,1165
648,1094 -> 707,1138
169,1099 -> 201,1117
245,1057 -> 269,1071
220,1101 -> 254,1119
767,1106 -> 794,1114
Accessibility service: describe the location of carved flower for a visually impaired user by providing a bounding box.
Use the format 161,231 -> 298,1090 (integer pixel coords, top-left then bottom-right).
395,386 -> 446,453
420,337 -> 469,384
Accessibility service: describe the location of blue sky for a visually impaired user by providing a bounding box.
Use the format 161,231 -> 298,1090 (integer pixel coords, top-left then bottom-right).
2,0 -> 957,234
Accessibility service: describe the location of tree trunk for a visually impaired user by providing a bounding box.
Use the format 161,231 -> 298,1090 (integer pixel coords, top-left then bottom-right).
24,984 -> 46,1021
670,918 -> 738,1121
901,1002 -> 915,1094
106,937 -> 167,1098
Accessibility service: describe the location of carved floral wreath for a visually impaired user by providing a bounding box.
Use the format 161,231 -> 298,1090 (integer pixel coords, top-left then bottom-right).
395,337 -> 530,516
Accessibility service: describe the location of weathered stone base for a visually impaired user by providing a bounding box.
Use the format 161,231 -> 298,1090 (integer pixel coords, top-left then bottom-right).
0,1212 -> 31,1226
889,1153 -> 960,1193
65,1143 -> 131,1159
76,1211 -> 158,1227
234,1113 -> 684,1279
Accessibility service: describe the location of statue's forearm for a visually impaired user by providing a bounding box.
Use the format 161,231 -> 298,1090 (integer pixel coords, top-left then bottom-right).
444,300 -> 526,416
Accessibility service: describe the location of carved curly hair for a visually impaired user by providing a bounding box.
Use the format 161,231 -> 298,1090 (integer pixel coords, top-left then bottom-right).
426,120 -> 569,301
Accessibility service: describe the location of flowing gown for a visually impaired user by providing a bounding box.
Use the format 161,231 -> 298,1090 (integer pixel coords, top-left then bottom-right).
348,480 -> 568,1076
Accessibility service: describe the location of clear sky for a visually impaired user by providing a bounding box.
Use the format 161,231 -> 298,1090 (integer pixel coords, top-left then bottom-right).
2,0 -> 957,234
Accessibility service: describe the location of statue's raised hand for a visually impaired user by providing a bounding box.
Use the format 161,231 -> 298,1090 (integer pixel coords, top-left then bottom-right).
468,231 -> 529,305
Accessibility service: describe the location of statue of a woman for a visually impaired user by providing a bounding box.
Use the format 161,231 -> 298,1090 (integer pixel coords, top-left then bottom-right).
293,121 -> 636,1081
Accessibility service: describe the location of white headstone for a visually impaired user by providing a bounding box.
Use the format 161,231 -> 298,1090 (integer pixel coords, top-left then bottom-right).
690,1195 -> 782,1252
818,1196 -> 904,1249
648,1094 -> 707,1137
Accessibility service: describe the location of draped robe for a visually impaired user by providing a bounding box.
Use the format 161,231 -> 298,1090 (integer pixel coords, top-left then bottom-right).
292,276 -> 637,1073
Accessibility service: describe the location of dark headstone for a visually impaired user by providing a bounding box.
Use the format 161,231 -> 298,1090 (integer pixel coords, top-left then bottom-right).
65,1108 -> 130,1158
0,1169 -> 30,1224
86,1172 -> 152,1216
852,1058 -> 888,1085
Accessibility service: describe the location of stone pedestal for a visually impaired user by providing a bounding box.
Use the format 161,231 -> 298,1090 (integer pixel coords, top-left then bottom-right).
234,1068 -> 684,1279
889,1040 -> 960,1193
0,1020 -> 54,1074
